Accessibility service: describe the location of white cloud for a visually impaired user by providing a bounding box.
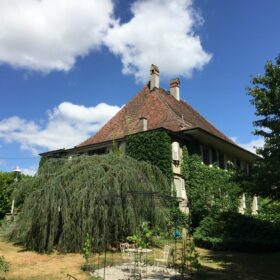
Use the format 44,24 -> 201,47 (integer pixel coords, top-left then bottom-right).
231,136 -> 264,154
0,0 -> 211,81
0,0 -> 114,72
21,166 -> 38,176
104,0 -> 211,82
0,102 -> 121,155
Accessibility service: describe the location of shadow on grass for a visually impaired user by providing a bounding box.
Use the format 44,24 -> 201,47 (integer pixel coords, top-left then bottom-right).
191,249 -> 280,280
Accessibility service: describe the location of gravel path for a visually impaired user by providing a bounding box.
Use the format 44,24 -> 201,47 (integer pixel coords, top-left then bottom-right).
91,264 -> 185,279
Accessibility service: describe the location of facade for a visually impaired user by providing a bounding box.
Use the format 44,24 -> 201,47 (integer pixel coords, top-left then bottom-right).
41,64 -> 259,214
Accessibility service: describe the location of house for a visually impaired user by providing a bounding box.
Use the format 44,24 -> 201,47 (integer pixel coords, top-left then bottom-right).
41,64 -> 259,214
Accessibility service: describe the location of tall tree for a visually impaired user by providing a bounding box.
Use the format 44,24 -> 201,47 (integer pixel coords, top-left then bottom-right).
247,55 -> 280,199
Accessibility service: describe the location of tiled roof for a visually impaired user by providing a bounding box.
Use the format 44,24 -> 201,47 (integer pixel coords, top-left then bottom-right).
79,84 -> 235,147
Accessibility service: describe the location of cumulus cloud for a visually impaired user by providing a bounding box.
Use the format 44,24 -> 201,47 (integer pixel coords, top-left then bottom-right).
0,0 -> 211,81
0,0 -> 114,72
231,136 -> 264,154
104,0 -> 211,82
0,102 -> 121,154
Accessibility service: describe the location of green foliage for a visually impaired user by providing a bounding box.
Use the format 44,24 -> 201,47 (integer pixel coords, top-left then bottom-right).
181,148 -> 241,227
83,234 -> 93,265
38,156 -> 49,170
247,55 -> 280,199
258,198 -> 280,224
127,221 -> 154,248
194,211 -> 280,252
126,130 -> 172,183
0,256 -> 9,273
12,176 -> 38,209
0,172 -> 17,219
112,140 -> 122,157
178,229 -> 200,275
169,206 -> 189,233
11,154 -> 170,253
0,171 -> 31,219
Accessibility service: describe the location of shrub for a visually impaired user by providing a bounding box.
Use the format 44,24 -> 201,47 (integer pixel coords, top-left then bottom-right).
83,234 -> 93,265
127,221 -> 154,248
258,198 -> 280,224
0,256 -> 9,273
193,211 -> 280,252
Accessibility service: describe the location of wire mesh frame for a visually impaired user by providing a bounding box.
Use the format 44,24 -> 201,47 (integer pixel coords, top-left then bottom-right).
89,190 -> 180,280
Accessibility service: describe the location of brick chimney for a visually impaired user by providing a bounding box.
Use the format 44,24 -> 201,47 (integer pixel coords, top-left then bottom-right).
150,64 -> 160,90
170,78 -> 180,101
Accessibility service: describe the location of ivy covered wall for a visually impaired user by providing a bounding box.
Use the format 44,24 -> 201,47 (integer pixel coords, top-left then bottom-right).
181,147 -> 241,227
126,130 -> 173,183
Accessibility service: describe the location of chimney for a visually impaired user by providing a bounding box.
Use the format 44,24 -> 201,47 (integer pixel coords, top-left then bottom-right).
170,78 -> 180,101
140,117 -> 148,131
150,64 -> 160,90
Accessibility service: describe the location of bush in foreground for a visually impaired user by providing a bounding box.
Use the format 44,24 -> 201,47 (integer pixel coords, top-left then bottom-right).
194,211 -> 280,253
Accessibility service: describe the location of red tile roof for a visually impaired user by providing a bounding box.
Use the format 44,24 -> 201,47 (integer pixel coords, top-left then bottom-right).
79,84 -> 235,147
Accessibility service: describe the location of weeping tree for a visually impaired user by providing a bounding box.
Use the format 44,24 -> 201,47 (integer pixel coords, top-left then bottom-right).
10,154 -> 171,253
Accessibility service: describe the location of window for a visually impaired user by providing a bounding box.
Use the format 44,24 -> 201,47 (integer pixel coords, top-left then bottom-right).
203,147 -> 210,164
172,142 -> 180,161
219,153 -> 225,169
185,141 -> 200,155
88,148 -> 107,155
212,148 -> 217,163
236,159 -> 241,168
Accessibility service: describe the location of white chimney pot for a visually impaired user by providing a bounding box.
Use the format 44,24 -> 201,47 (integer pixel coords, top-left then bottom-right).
170,78 -> 180,101
150,64 -> 160,90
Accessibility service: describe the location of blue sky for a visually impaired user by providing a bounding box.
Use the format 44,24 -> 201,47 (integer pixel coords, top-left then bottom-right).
0,0 -> 279,175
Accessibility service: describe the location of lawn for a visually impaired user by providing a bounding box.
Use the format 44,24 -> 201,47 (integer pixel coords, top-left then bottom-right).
195,248 -> 280,280
1,235 -> 279,280
0,235 -> 88,280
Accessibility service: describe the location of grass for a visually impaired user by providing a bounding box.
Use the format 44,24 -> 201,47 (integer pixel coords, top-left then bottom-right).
0,233 -> 279,279
0,235 -> 88,280
196,248 -> 280,280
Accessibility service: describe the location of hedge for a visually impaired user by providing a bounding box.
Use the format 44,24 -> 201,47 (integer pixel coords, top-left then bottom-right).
193,211 -> 280,253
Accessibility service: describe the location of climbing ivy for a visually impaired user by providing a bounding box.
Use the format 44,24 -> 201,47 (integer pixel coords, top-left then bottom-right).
181,148 -> 241,227
126,130 -> 173,183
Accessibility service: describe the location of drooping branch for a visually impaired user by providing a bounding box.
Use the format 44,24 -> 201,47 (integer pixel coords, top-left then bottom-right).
11,154 -> 170,253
